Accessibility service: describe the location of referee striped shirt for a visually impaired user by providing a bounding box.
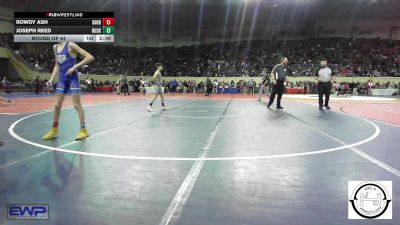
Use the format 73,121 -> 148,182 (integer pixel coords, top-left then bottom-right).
315,67 -> 334,82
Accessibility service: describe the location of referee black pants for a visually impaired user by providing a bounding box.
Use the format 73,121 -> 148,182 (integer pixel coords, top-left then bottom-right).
318,81 -> 331,107
269,80 -> 284,107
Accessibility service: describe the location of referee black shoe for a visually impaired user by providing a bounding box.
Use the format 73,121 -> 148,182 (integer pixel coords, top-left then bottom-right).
277,106 -> 284,110
267,103 -> 272,109
319,106 -> 323,110
325,105 -> 331,110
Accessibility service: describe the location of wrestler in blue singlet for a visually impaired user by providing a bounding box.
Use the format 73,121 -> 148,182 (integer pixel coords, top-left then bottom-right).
54,42 -> 80,94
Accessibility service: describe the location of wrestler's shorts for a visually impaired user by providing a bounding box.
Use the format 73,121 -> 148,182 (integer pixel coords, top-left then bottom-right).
55,79 -> 80,94
152,85 -> 163,94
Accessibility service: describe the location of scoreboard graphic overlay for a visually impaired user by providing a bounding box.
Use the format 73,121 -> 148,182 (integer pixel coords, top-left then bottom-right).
14,12 -> 114,43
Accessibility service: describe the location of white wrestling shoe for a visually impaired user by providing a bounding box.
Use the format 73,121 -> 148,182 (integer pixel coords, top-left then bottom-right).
147,105 -> 152,112
162,105 -> 168,111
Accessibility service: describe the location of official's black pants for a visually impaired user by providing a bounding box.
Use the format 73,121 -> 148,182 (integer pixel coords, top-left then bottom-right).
268,80 -> 284,107
35,84 -> 40,94
205,86 -> 212,96
122,84 -> 129,95
318,81 -> 331,107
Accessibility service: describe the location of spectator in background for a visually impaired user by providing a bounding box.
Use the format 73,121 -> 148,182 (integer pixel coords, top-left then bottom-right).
177,81 -> 183,94
1,75 -> 7,89
117,75 -> 123,95
343,82 -> 350,95
121,75 -> 129,95
33,76 -> 40,94
248,79 -> 255,94
86,78 -> 91,92
258,70 -> 269,101
3,36 -> 399,78
220,81 -> 225,94
139,78 -> 145,94
303,81 -> 308,95
213,80 -> 218,94
171,79 -> 178,93
205,77 -> 212,96
242,81 -> 248,94
368,79 -> 374,89
91,78 -> 96,94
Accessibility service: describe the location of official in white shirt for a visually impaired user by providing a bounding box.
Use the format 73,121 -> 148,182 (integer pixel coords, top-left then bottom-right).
315,60 -> 336,110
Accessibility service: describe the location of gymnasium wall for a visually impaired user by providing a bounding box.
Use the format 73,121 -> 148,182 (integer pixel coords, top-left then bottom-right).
0,47 -> 39,81
315,19 -> 400,40
0,6 -> 13,33
114,19 -> 309,47
0,58 -> 7,76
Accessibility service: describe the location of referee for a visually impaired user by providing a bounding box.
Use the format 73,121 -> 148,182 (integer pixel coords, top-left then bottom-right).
315,60 -> 336,110
267,57 -> 289,109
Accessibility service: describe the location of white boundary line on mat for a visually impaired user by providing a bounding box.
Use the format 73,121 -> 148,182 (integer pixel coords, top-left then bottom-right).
311,120 -> 400,177
2,120 -> 122,169
158,122 -> 222,225
8,109 -> 380,161
371,120 -> 400,128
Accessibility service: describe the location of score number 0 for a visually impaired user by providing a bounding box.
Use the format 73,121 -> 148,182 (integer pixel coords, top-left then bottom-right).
103,18 -> 114,26
102,18 -> 115,35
